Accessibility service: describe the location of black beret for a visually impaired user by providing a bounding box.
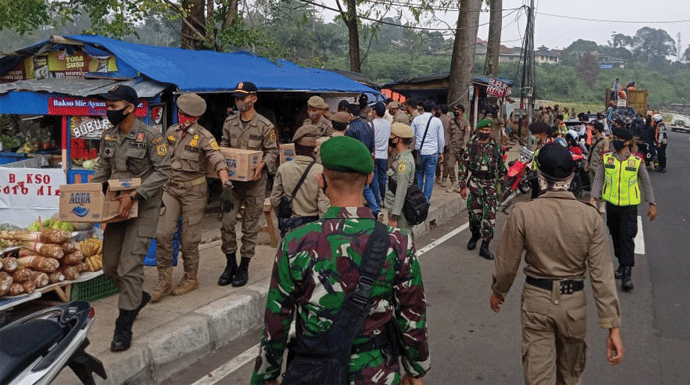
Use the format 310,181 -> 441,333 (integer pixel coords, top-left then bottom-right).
611,127 -> 632,141
529,121 -> 551,134
537,143 -> 575,179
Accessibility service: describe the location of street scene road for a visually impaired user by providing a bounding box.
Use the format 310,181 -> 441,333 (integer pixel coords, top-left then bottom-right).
166,131 -> 689,384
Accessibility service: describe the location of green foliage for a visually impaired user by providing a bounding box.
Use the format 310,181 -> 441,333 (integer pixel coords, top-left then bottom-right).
0,0 -> 50,34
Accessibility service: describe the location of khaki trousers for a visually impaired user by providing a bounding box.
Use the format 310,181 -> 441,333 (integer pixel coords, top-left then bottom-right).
156,182 -> 207,272
443,146 -> 464,183
221,174 -> 266,259
103,198 -> 161,310
521,283 -> 588,385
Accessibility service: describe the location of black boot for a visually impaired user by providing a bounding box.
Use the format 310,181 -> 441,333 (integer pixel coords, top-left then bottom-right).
133,291 -> 150,320
218,253 -> 237,286
467,232 -> 481,250
111,309 -> 136,352
232,257 -> 250,287
614,266 -> 623,280
621,266 -> 634,291
479,240 -> 494,260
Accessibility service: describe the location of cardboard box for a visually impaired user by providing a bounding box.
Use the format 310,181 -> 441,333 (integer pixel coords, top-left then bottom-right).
207,147 -> 263,181
59,178 -> 141,223
279,143 -> 295,164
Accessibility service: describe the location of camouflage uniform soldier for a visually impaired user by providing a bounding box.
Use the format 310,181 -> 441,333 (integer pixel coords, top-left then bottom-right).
386,123 -> 416,236
152,93 -> 231,302
92,85 -> 172,351
251,136 -> 430,385
219,81 -> 279,287
459,119 -> 507,260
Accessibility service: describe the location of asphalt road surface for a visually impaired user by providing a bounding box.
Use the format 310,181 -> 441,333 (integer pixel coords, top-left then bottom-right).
166,131 -> 689,384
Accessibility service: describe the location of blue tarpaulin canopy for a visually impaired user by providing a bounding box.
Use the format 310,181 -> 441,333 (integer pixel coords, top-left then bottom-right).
60,35 -> 377,94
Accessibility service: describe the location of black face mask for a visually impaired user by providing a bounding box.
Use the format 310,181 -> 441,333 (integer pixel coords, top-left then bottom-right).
388,138 -> 398,148
611,140 -> 626,151
106,107 -> 129,126
478,132 -> 490,140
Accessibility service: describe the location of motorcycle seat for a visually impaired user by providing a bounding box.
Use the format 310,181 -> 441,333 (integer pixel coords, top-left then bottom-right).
0,319 -> 64,384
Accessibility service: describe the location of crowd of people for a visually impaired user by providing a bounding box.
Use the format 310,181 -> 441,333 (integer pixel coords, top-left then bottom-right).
92,82 -> 666,384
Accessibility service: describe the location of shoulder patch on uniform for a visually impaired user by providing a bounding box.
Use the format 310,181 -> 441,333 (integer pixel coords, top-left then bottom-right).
398,162 -> 407,173
269,130 -> 276,143
136,132 -> 145,143
167,135 -> 176,142
156,144 -> 168,156
152,136 -> 164,145
210,139 -> 220,150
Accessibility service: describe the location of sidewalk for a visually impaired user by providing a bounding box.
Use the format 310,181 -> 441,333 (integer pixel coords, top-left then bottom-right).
53,146 -> 520,385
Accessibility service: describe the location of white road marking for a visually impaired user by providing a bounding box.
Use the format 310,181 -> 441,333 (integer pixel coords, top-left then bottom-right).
191,343 -> 260,385
417,222 -> 469,257
194,223 -> 470,382
635,215 -> 645,255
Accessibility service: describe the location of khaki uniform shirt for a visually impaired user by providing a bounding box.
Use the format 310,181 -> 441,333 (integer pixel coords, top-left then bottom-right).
385,149 -> 415,217
303,117 -> 333,138
270,155 -> 329,218
491,116 -> 505,143
221,112 -> 279,174
449,116 -> 469,149
439,113 -> 451,150
586,136 -> 607,173
92,119 -> 172,201
166,122 -> 227,181
492,190 -> 621,329
393,111 -> 409,124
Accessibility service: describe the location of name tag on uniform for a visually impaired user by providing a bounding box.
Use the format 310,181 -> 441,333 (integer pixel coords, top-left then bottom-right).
625,167 -> 636,171
129,141 -> 146,148
604,164 -> 615,169
249,134 -> 262,141
184,145 -> 200,152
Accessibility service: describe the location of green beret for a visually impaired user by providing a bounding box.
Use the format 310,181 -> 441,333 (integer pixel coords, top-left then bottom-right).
320,136 -> 374,174
476,118 -> 493,129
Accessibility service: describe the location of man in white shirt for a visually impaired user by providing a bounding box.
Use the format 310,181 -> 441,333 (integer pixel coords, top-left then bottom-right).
411,100 -> 445,201
371,102 -> 391,207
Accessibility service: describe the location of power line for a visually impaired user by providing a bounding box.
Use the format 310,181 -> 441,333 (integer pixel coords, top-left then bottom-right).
297,0 -> 522,31
537,11 -> 690,24
356,0 -> 523,13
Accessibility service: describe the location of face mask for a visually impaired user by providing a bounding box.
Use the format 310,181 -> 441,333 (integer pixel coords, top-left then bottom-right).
235,100 -> 252,112
611,140 -> 626,151
177,113 -> 197,130
106,107 -> 128,127
388,138 -> 398,148
478,132 -> 490,140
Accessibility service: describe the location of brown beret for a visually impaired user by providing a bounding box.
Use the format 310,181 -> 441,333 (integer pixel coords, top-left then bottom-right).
308,96 -> 328,109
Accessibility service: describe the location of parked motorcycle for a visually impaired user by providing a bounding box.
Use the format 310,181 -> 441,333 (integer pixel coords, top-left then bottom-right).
499,146 -> 535,211
636,141 -> 657,170
0,301 -> 107,385
569,153 -> 587,197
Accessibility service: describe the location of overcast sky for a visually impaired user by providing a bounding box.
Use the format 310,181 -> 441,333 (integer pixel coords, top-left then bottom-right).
318,0 -> 690,55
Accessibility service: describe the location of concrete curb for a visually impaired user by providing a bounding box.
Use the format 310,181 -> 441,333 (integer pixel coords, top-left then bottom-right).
101,196 -> 466,384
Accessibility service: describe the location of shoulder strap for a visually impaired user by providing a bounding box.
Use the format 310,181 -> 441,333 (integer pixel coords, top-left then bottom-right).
324,221 -> 390,350
290,161 -> 317,199
419,116 -> 432,151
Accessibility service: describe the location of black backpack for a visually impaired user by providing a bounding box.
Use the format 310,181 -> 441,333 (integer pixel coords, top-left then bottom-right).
388,177 -> 429,226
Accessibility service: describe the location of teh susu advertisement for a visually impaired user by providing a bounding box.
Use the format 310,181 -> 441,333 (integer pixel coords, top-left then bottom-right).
0,51 -> 118,83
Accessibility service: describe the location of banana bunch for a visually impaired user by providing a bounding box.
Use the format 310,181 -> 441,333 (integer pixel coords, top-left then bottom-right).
84,254 -> 103,272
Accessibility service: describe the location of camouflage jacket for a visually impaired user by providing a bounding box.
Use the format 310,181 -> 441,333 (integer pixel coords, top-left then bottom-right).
251,207 -> 430,385
458,138 -> 507,189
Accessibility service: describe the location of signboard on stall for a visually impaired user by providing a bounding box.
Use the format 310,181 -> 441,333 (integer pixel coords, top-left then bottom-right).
71,116 -> 110,140
0,52 -> 118,83
486,78 -> 509,98
0,168 -> 66,227
48,97 -> 147,117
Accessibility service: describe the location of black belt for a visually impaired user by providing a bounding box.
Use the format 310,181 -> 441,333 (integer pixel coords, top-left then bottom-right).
526,276 -> 584,295
471,172 -> 495,180
350,332 -> 391,354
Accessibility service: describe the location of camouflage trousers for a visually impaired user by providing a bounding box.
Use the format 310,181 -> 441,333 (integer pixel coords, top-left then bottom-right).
466,178 -> 498,242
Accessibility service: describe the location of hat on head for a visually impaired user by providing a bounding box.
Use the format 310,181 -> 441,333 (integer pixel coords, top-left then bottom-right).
476,118 -> 493,129
593,121 -> 604,132
528,121 -> 551,134
372,102 -> 386,117
611,127 -> 633,141
331,111 -> 351,125
99,85 -> 138,106
320,136 -> 373,174
308,96 -> 328,109
537,143 -> 575,180
292,125 -> 319,146
337,100 -> 350,111
177,93 -> 207,117
231,81 -> 258,98
391,123 -> 413,138
387,100 -> 400,109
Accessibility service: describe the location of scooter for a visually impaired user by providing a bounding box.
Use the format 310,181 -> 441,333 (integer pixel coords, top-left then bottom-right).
0,301 -> 107,385
636,141 -> 656,170
499,146 -> 535,211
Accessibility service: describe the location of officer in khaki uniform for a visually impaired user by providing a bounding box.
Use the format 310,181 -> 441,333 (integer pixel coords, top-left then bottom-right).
445,104 -> 469,193
270,125 -> 330,236
219,81 -> 279,287
303,96 -> 333,138
92,85 -> 172,352
388,100 -> 409,124
386,123 -> 416,236
152,93 -> 231,302
490,144 -> 624,384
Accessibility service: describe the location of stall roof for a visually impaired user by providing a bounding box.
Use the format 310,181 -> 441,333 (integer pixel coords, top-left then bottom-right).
0,78 -> 168,98
383,73 -> 514,89
20,35 -> 376,94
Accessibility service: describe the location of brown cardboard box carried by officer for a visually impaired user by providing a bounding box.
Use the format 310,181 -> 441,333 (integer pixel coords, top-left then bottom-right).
59,178 -> 141,223
280,137 -> 329,163
206,147 -> 262,181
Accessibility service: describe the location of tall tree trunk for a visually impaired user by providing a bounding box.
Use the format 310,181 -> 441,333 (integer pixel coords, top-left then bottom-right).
484,0 -> 502,78
345,0 -> 361,72
448,0 -> 482,108
221,0 -> 239,35
181,0 -> 206,49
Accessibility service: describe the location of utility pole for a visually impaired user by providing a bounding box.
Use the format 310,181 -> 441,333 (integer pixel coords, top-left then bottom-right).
678,32 -> 682,62
517,1 -> 535,146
